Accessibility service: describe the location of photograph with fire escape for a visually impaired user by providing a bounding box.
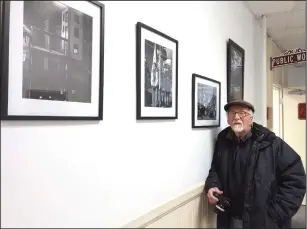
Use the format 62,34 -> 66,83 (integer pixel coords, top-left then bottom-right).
197,83 -> 217,120
23,1 -> 93,103
144,39 -> 173,108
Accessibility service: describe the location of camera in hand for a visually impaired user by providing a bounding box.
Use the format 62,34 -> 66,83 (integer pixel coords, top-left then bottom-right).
213,192 -> 231,214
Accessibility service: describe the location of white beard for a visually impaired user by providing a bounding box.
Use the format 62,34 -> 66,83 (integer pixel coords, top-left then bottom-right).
231,123 -> 244,133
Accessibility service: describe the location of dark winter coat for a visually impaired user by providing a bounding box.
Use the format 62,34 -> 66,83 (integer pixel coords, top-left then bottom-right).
204,123 -> 306,229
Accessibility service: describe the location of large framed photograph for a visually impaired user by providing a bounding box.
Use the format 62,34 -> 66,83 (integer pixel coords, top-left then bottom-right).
192,74 -> 220,128
0,1 -> 104,120
136,22 -> 178,120
227,39 -> 245,102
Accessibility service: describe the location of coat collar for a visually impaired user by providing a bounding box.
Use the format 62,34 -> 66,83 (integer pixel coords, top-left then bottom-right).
226,128 -> 252,143
224,122 -> 275,149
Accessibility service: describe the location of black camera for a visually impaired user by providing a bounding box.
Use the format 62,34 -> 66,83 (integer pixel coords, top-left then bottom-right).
212,192 -> 231,214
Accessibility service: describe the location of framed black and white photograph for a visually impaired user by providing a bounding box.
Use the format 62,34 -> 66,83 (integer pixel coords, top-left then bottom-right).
192,74 -> 220,128
227,39 -> 244,102
136,22 -> 178,120
0,1 -> 104,120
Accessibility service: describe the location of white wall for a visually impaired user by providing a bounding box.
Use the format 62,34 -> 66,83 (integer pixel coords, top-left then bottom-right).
286,65 -> 305,88
1,1 -> 266,228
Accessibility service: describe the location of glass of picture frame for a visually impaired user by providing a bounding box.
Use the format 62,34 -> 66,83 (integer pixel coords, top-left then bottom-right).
136,22 -> 178,120
192,73 -> 221,128
227,38 -> 245,103
0,1 -> 105,120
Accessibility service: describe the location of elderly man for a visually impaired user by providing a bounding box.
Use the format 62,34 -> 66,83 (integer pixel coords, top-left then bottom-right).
204,100 -> 306,229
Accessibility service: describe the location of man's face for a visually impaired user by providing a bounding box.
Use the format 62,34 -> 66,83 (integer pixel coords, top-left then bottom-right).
227,105 -> 253,134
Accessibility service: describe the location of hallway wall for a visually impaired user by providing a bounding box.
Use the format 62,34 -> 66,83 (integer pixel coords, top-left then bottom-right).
1,1 -> 266,228
267,38 -> 285,133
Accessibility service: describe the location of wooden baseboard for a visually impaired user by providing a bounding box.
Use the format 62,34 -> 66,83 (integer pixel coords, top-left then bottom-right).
121,182 -> 217,228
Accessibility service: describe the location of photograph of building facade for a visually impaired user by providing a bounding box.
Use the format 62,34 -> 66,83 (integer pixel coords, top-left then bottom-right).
23,1 -> 93,103
197,83 -> 217,120
144,39 -> 173,108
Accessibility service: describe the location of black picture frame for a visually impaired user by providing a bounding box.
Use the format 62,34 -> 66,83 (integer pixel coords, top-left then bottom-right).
226,38 -> 245,103
0,1 -> 105,120
192,73 -> 221,128
136,22 -> 178,120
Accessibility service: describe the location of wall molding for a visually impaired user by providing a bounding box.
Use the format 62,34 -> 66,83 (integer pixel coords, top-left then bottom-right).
121,182 -> 207,228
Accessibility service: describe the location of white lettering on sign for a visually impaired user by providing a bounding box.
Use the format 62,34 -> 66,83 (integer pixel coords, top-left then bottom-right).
276,55 -> 295,65
297,54 -> 301,61
271,49 -> 306,69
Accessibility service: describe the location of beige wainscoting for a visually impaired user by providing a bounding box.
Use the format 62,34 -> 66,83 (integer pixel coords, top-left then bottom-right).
121,182 -> 217,228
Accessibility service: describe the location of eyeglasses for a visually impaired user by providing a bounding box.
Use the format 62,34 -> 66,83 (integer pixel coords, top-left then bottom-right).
228,111 -> 251,118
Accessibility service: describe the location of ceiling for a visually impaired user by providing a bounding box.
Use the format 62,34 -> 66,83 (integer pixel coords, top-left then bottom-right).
245,1 -> 305,53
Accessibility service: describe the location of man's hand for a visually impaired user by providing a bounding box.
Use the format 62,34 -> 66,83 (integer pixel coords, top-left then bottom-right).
207,187 -> 223,204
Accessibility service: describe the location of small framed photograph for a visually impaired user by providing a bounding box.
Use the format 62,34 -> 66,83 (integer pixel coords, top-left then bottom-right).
227,39 -> 245,102
0,1 -> 105,120
192,74 -> 221,128
136,22 -> 178,120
